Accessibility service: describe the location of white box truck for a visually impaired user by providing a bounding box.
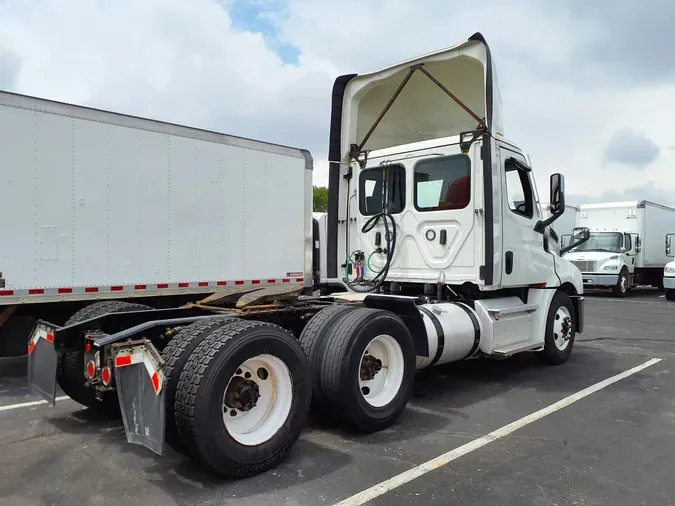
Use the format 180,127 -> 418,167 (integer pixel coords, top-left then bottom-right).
562,201 -> 675,296
20,32 -> 590,479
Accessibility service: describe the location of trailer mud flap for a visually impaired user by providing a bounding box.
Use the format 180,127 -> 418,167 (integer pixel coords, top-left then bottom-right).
112,339 -> 166,456
27,322 -> 59,405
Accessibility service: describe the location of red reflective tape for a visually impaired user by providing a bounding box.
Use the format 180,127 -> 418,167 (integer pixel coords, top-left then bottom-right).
252,280 -> 261,284
157,283 -> 169,289
111,285 -> 123,291
198,282 -> 209,287
295,278 -> 304,283
235,280 -> 244,285
282,279 -> 290,283
27,342 -> 35,355
115,355 -> 133,367
267,279 -> 276,284
151,371 -> 160,393
178,282 -> 189,288
58,288 -> 72,294
135,284 -> 147,290
29,289 -> 44,295
46,333 -> 54,343
217,281 -> 227,286
85,287 -> 98,293
0,290 -> 13,296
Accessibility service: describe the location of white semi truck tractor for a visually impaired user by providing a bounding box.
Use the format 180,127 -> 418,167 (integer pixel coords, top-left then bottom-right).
23,32 -> 590,478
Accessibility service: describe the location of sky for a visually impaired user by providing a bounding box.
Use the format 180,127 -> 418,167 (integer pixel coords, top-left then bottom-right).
0,0 -> 674,206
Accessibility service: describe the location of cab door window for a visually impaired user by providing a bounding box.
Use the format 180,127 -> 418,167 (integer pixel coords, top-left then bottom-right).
504,160 -> 534,219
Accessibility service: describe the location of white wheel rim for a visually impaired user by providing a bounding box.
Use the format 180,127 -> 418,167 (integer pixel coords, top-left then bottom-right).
222,354 -> 293,446
621,275 -> 627,292
553,306 -> 573,351
358,334 -> 405,408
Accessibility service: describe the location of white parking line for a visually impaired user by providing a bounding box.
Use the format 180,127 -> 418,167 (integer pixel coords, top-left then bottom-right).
334,357 -> 663,506
0,396 -> 70,412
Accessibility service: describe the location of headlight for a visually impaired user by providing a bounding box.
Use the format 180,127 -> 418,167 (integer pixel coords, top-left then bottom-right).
665,266 -> 675,274
603,264 -> 618,271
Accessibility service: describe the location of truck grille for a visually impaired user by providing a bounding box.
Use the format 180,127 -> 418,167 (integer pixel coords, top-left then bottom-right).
570,260 -> 596,273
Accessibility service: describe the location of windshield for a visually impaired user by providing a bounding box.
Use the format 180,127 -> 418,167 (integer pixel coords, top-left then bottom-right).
570,232 -> 623,253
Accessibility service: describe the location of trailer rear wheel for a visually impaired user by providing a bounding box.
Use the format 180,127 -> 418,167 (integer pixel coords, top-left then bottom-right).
319,307 -> 416,433
58,301 -> 152,417
160,317 -> 236,454
297,303 -> 359,407
173,320 -> 311,477
665,288 -> 675,301
536,291 -> 575,365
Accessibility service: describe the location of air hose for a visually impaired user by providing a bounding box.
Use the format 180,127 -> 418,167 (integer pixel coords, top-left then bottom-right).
342,207 -> 397,293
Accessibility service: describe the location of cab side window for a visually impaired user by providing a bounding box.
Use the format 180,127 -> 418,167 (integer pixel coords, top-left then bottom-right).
504,160 -> 534,219
624,233 -> 632,251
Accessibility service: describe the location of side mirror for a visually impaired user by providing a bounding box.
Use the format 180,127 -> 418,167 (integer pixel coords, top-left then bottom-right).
561,234 -> 571,249
561,226 -> 590,255
636,236 -> 642,253
667,234 -> 675,257
534,173 -> 566,233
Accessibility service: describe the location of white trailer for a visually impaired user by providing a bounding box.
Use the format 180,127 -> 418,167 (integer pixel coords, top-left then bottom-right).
563,201 -> 675,296
25,32 -> 590,479
0,90 -> 313,356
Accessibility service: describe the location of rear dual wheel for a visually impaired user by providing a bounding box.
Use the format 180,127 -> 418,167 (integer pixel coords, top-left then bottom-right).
299,306 -> 416,433
169,320 -> 311,478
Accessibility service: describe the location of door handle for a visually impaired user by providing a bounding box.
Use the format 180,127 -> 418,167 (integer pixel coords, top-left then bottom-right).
439,230 -> 447,245
505,251 -> 513,274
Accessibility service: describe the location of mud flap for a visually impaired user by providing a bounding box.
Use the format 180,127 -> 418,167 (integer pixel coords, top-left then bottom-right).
112,339 -> 166,455
27,322 -> 59,405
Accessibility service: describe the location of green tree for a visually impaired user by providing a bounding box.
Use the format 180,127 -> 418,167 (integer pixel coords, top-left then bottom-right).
313,186 -> 328,213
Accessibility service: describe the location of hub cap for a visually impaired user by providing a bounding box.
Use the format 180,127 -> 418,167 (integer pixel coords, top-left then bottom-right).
358,334 -> 405,408
553,306 -> 573,351
222,354 -> 293,446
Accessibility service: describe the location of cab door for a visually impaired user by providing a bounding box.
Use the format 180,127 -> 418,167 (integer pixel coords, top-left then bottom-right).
498,145 -> 551,287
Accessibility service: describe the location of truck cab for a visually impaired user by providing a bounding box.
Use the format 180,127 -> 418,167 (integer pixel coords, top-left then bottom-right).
563,228 -> 640,297
325,32 -> 589,360
664,233 -> 675,301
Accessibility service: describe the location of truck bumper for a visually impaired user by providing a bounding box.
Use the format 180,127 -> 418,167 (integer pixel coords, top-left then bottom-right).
27,321 -> 60,405
580,273 -> 618,287
663,277 -> 675,290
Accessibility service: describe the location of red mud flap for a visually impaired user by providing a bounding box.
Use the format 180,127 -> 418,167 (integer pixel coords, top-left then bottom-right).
112,339 -> 167,456
26,321 -> 59,406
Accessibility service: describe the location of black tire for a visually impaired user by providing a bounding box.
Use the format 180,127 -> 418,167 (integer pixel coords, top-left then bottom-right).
160,317 -> 236,454
297,303 -> 359,407
612,268 -> 629,297
665,288 -> 675,301
173,320 -> 311,478
58,301 -> 152,417
535,291 -> 575,365
319,307 -> 416,433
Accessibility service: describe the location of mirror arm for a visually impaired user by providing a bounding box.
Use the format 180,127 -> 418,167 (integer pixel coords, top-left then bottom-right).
534,214 -> 558,234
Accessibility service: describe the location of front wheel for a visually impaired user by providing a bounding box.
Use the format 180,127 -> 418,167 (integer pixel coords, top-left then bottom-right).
612,269 -> 629,297
536,291 -> 575,365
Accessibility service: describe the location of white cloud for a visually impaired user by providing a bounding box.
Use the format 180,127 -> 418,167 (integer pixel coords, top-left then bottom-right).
0,0 -> 674,203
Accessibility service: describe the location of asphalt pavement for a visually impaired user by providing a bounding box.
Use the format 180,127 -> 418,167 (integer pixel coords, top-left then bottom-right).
1,288 -> 673,506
